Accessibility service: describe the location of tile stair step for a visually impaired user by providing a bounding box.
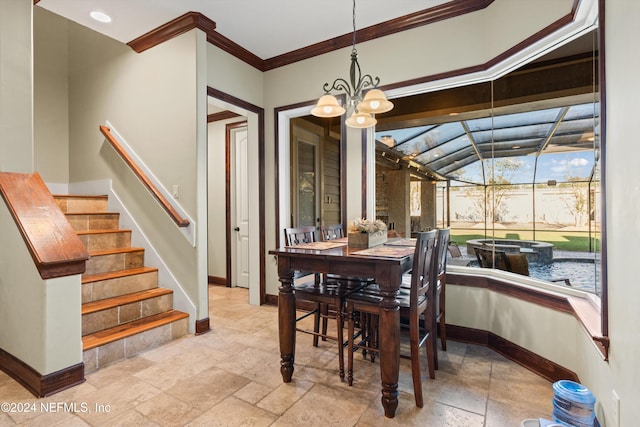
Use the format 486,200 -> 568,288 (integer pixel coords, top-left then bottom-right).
53,195 -> 108,214
82,287 -> 173,315
82,309 -> 189,351
64,212 -> 121,231
82,266 -> 158,284
81,288 -> 174,335
81,267 -> 159,304
77,229 -> 132,251
54,192 -> 191,373
85,247 -> 145,275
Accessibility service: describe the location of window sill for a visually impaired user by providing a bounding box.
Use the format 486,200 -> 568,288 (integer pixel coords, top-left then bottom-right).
567,293 -> 608,360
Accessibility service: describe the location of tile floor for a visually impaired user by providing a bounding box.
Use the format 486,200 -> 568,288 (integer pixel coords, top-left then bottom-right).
0,286 -> 555,426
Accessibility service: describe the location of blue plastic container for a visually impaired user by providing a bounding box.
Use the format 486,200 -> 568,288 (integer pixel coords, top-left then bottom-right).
551,380 -> 596,427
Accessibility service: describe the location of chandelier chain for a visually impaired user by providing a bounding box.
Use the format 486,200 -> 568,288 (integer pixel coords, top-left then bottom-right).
352,0 -> 357,52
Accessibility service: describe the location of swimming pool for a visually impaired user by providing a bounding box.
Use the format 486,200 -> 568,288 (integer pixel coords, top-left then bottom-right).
467,258 -> 600,293
528,259 -> 600,293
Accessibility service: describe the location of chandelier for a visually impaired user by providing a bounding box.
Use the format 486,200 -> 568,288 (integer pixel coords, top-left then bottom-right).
311,0 -> 393,128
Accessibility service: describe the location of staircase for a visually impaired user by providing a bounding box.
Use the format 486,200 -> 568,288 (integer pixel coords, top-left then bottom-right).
54,194 -> 189,374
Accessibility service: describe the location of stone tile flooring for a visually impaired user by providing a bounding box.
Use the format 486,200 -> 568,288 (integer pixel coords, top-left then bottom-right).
0,286 -> 554,426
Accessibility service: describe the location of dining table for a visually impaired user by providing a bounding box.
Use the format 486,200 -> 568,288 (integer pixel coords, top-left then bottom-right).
269,237 -> 416,418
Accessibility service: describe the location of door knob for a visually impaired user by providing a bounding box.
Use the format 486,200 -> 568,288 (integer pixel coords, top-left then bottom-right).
234,227 -> 240,231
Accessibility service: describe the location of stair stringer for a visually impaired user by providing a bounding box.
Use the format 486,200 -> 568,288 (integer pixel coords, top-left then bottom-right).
69,180 -> 197,334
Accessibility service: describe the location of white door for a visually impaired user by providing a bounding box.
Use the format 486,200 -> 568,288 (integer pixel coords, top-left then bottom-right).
232,126 -> 249,288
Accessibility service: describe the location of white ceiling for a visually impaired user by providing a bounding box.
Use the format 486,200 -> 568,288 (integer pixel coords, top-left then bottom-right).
37,0 -> 450,59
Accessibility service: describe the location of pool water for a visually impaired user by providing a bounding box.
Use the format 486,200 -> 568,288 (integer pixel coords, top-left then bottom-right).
528,259 -> 600,293
467,258 -> 600,293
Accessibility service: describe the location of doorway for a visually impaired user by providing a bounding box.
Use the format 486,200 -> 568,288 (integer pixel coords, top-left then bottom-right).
207,89 -> 263,306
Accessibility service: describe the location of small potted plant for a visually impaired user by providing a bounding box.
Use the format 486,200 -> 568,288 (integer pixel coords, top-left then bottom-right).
347,218 -> 388,248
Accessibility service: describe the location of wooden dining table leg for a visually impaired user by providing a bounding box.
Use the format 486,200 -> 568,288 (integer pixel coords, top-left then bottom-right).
278,263 -> 296,383
378,289 -> 400,418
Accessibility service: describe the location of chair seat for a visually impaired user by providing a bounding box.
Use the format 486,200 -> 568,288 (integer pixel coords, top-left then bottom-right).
346,283 -> 419,308
294,280 -> 366,300
325,274 -> 374,287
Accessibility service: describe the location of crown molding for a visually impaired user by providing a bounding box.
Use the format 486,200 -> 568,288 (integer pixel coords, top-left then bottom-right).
263,0 -> 494,70
206,31 -> 264,70
127,11 -> 216,53
126,0 -> 494,71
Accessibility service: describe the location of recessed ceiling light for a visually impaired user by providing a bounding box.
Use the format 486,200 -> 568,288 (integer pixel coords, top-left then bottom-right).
90,11 -> 112,23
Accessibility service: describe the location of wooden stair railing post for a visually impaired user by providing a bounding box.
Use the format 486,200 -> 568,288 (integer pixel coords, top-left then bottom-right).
0,172 -> 89,279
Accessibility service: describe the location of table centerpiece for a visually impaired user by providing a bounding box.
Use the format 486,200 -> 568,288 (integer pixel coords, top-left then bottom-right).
347,218 -> 388,248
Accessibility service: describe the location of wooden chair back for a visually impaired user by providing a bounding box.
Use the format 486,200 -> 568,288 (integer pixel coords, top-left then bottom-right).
320,224 -> 344,241
284,226 -> 318,246
409,231 -> 438,321
435,229 -> 450,281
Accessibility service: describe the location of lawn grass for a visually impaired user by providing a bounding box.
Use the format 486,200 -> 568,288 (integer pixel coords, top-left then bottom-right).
449,229 -> 601,252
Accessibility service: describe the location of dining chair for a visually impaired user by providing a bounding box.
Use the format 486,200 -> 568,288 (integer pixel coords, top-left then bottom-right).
397,229 -> 449,362
320,223 -> 376,358
283,226 -> 322,342
320,223 -> 375,287
434,228 -> 450,357
344,230 -> 438,407
284,226 -> 365,380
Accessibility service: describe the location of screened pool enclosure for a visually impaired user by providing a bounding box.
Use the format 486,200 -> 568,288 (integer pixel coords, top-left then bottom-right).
373,32 -> 601,295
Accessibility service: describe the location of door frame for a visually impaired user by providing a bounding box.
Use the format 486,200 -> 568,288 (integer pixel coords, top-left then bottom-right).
227,121 -> 249,288
208,86 -> 265,305
274,102 -> 349,249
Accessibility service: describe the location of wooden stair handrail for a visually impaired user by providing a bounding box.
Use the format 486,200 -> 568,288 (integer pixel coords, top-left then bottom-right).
99,125 -> 190,227
0,172 -> 89,279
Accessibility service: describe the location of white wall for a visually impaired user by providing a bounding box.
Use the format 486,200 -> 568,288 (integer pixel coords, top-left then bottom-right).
601,0 -> 640,424
0,0 -> 33,173
34,7 -> 69,185
0,197 -> 82,374
0,0 -> 81,377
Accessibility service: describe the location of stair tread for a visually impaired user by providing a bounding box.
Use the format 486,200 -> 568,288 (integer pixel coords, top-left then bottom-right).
82,309 -> 188,350
88,247 -> 144,256
53,194 -> 108,199
82,288 -> 173,315
64,212 -> 120,215
76,229 -> 131,235
82,266 -> 158,284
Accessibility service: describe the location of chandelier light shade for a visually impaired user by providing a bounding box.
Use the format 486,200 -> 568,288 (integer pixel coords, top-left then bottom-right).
310,94 -> 346,118
358,89 -> 394,114
311,0 -> 393,128
346,110 -> 377,128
